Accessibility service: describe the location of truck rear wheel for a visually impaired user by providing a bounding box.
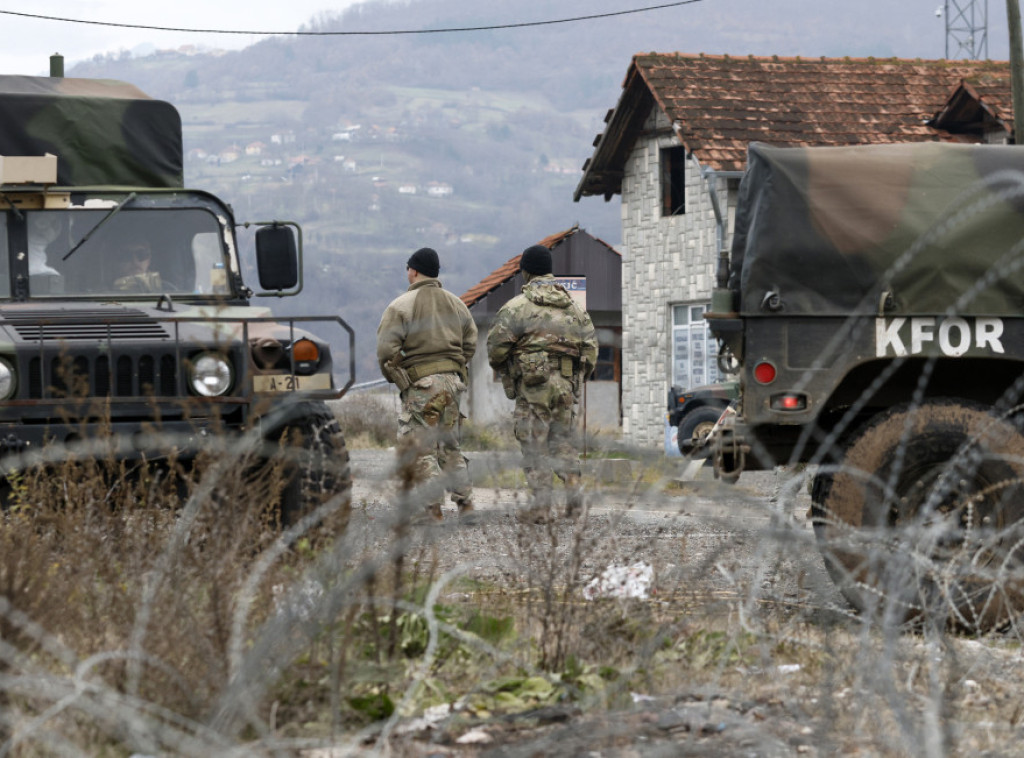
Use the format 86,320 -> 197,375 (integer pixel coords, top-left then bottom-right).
811,399 -> 1024,632
272,402 -> 352,531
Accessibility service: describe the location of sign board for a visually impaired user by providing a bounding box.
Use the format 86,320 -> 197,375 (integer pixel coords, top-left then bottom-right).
555,277 -> 586,310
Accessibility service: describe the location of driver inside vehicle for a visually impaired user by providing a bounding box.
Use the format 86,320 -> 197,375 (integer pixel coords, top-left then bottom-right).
111,241 -> 162,293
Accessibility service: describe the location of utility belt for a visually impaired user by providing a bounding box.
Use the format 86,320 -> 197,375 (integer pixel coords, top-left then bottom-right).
516,350 -> 579,386
406,358 -> 464,382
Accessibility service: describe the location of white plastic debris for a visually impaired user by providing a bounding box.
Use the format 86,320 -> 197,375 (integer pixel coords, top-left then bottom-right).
272,578 -> 324,622
583,562 -> 653,600
395,703 -> 452,735
777,664 -> 801,674
456,729 -> 493,744
631,692 -> 657,703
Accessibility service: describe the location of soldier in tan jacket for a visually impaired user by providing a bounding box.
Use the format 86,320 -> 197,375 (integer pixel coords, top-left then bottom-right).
377,247 -> 478,522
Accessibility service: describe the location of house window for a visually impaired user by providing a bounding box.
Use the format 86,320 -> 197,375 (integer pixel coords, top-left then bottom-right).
661,145 -> 687,216
671,303 -> 719,390
593,345 -> 620,381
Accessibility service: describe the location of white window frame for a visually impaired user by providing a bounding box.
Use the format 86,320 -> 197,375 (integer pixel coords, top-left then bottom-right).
671,302 -> 719,390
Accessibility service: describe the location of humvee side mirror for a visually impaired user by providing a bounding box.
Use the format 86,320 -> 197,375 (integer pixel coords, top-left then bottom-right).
255,223 -> 299,293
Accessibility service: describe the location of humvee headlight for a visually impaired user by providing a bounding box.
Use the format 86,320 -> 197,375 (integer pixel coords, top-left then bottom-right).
0,358 -> 15,399
189,353 -> 233,397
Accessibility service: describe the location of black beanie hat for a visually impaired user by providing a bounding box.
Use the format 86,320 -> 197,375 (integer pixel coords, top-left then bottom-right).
407,247 -> 440,278
520,244 -> 552,276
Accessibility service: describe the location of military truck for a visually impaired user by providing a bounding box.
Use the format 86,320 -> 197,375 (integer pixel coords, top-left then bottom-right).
0,73 -> 353,523
707,141 -> 1024,630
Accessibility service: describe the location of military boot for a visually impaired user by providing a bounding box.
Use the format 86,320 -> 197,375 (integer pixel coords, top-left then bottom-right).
456,497 -> 480,525
411,502 -> 443,525
520,490 -> 553,524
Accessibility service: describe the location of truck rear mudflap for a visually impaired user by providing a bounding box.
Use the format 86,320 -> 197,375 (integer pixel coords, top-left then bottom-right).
709,406 -> 747,482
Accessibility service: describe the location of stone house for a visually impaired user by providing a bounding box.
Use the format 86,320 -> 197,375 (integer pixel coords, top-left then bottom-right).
574,53 -> 1013,448
460,226 -> 622,430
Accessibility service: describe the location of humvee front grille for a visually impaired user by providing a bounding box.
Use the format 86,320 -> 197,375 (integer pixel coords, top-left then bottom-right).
3,309 -> 178,399
28,352 -> 178,399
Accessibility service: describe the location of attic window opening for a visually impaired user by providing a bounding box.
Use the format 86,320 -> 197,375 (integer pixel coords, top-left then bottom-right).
661,146 -> 686,216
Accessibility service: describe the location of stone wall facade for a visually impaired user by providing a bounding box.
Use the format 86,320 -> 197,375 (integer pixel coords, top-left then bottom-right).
619,108 -> 734,448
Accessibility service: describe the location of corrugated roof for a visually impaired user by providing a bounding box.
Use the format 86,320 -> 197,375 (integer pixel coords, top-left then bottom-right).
576,54 -> 1012,200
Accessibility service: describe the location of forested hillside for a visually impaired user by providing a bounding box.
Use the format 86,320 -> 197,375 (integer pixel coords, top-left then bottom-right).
63,0 -> 949,377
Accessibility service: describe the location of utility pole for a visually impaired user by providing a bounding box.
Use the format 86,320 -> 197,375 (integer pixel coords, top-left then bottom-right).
1009,0 -> 1024,143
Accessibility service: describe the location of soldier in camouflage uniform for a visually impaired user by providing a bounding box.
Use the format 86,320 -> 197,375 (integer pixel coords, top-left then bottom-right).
377,247 -> 478,522
487,244 -> 598,521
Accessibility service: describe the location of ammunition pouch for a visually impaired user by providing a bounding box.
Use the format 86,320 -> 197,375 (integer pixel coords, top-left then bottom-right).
516,352 -> 549,386
383,358 -> 412,392
558,356 -> 574,379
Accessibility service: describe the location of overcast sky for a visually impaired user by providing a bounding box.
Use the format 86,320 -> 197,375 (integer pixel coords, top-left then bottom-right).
0,1 -> 361,75
0,0 -> 1014,76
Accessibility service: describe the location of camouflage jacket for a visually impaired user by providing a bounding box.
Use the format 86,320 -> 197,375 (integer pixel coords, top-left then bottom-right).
486,274 -> 598,387
376,278 -> 477,380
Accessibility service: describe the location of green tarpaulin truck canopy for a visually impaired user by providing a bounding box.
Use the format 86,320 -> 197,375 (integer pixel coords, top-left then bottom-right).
730,142 -> 1024,316
0,75 -> 182,188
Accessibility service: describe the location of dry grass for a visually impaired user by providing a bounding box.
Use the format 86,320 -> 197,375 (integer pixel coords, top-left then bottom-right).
1,394 -> 1023,755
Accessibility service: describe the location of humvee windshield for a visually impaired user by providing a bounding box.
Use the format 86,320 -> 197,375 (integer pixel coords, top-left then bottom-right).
10,206 -> 229,299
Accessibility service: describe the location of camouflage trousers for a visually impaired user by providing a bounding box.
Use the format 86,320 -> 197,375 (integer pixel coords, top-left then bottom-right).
397,372 -> 472,509
513,374 -> 581,507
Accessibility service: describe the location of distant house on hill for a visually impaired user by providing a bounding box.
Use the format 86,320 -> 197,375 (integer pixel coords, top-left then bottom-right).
461,226 -> 622,429
574,53 -> 1013,448
427,182 -> 453,198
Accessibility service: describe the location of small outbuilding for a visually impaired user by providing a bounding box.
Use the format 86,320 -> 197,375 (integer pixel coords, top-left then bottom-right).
461,225 -> 622,430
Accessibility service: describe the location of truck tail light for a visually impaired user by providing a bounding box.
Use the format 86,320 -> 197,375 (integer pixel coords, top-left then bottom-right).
753,361 -> 777,384
770,393 -> 808,411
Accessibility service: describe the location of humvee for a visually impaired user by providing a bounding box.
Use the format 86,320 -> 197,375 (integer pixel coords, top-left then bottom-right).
667,380 -> 736,458
707,141 -> 1024,630
0,72 -> 353,523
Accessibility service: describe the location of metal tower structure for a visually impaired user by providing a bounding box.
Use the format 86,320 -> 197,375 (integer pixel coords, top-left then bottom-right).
943,0 -> 989,60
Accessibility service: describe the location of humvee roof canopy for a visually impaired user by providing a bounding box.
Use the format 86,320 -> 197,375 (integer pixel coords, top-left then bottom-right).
0,75 -> 182,188
730,141 -> 1024,316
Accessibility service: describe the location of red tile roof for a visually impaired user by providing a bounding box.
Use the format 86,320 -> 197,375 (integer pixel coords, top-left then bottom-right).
576,54 -> 1012,200
460,226 -> 625,308
460,227 -> 578,307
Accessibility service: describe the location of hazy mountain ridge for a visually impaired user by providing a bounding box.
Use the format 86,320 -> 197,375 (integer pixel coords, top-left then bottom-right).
63,0 -> 985,378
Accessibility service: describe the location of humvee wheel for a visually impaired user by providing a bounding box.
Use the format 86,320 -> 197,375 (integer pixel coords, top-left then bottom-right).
677,406 -> 723,459
812,399 -> 1024,632
272,401 -> 352,531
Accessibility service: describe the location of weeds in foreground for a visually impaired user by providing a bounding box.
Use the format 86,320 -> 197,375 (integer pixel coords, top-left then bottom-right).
2,424 -> 1024,756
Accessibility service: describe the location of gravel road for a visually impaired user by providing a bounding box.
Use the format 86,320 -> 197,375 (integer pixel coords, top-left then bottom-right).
331,450 -> 1024,757
332,449 -> 892,757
